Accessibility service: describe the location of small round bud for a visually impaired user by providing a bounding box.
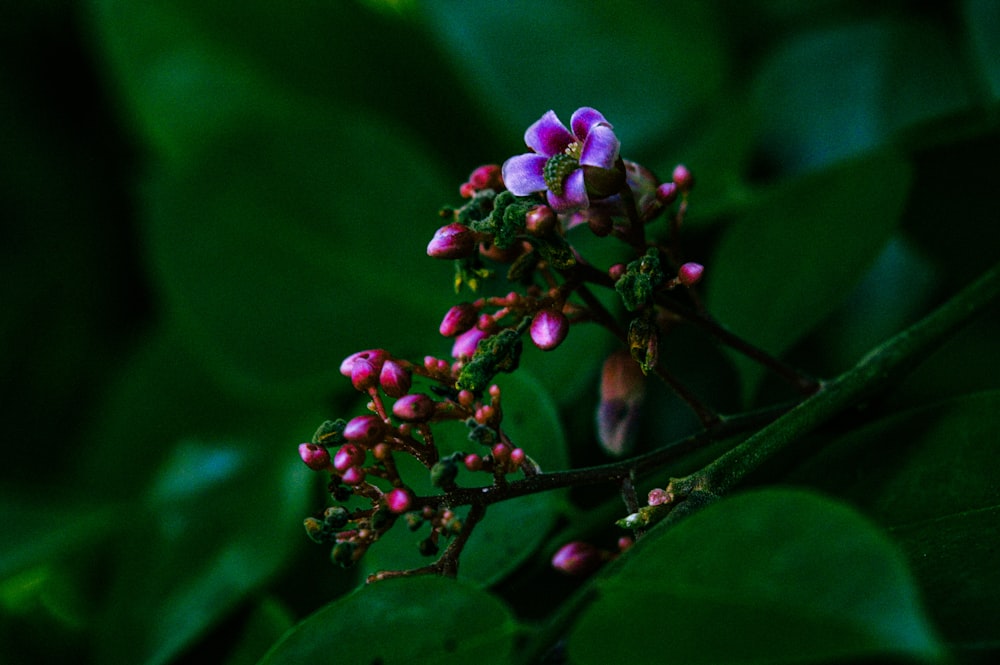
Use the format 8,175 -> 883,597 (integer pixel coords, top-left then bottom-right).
491,443 -> 510,463
324,506 -> 350,529
439,303 -> 478,337
617,536 -> 634,552
459,181 -> 477,198
299,443 -> 331,471
342,414 -> 385,446
648,488 -> 672,506
655,181 -> 678,205
464,453 -> 483,472
427,223 -> 477,259
392,393 -> 437,422
671,164 -> 694,192
525,205 -> 556,236
341,466 -> 366,485
469,164 -> 502,190
430,459 -> 458,487
303,517 -> 326,543
608,263 -> 627,282
379,359 -> 412,397
530,309 -> 570,351
677,262 -> 704,287
339,349 -> 388,378
350,358 -> 379,392
385,488 -> 413,514
551,541 -> 604,576
333,443 -> 366,472
372,442 -> 391,460
331,541 -> 356,567
509,447 -> 526,467
452,327 -> 487,360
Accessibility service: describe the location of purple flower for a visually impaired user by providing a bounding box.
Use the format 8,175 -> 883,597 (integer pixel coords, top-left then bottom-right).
502,108 -> 621,212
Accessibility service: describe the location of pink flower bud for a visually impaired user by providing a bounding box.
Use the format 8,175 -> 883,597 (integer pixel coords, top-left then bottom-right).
464,453 -> 483,472
525,205 -> 556,236
333,444 -> 366,471
551,541 -> 603,576
492,443 -> 510,463
468,164 -> 502,190
452,327 -> 487,359
427,223 -> 477,259
509,447 -> 526,467
350,358 -> 379,392
342,414 -> 385,446
341,466 -> 366,485
597,350 -> 647,457
439,303 -> 478,337
672,164 -> 694,192
608,263 -> 627,282
339,349 -> 388,378
298,443 -> 331,471
655,181 -> 678,205
379,360 -> 411,397
530,309 -> 569,351
391,393 -> 436,422
648,488 -> 672,506
678,262 -> 704,287
385,488 -> 413,514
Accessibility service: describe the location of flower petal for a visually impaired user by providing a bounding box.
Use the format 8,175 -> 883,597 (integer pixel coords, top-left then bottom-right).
570,107 -> 612,141
501,153 -> 548,196
524,110 -> 574,156
579,124 -> 620,169
547,168 -> 588,212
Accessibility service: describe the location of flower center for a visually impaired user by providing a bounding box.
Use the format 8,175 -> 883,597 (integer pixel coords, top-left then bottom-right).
544,150 -> 580,197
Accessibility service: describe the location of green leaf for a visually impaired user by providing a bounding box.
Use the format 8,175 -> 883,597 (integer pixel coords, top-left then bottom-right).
362,371 -> 569,585
750,20 -> 973,174
963,0 -> 1000,102
258,576 -> 519,665
568,488 -> 944,665
420,0 -> 729,151
706,152 -> 912,400
785,391 -> 1000,652
95,439 -> 313,665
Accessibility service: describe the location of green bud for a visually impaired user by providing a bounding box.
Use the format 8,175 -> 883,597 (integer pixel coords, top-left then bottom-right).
430,458 -> 459,488
418,537 -> 439,557
370,507 -> 392,530
467,422 -> 499,447
615,248 -> 664,311
303,517 -> 327,544
323,506 -> 350,530
627,313 -> 659,374
405,512 -> 424,531
456,328 -> 523,393
331,541 -> 356,567
312,419 -> 347,446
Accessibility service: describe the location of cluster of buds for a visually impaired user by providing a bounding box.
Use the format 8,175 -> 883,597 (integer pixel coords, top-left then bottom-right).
299,107 -> 713,577
298,347 -> 535,569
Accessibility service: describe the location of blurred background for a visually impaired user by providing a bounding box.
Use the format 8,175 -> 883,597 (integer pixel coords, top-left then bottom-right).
2,1 -> 998,663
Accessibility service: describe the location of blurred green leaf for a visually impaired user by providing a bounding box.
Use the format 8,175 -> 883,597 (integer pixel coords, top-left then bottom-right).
258,576 -> 519,665
706,152 -> 911,399
95,438 -> 312,665
362,371 -> 569,585
785,392 -> 1000,653
419,0 -> 729,152
223,597 -> 295,665
963,0 -> 1000,102
568,488 -> 944,665
750,19 -> 973,175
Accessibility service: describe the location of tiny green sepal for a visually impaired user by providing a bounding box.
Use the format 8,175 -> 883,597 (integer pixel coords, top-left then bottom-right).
614,248 -> 664,311
312,419 -> 347,446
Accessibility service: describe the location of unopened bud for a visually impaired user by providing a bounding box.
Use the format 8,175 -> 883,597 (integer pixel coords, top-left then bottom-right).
385,488 -> 413,514
341,466 -> 366,485
331,541 -> 356,567
524,205 -> 556,236
333,443 -> 366,471
350,358 -> 379,392
303,517 -> 326,543
427,223 -> 477,259
339,349 -> 388,378
672,164 -> 694,192
452,327 -> 487,360
551,541 -> 604,576
677,262 -> 704,287
655,181 -> 678,205
529,309 -> 570,351
430,458 -> 458,487
379,359 -> 412,397
299,443 -> 331,471
342,414 -> 385,446
392,393 -> 437,422
439,303 -> 478,337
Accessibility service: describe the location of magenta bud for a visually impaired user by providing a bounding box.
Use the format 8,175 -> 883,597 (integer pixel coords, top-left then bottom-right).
509,448 -> 526,467
655,181 -> 678,205
530,309 -> 569,351
392,393 -> 436,422
469,164 -> 502,190
608,263 -> 627,282
551,541 -> 604,576
379,359 -> 412,397
672,164 -> 694,192
452,327 -> 487,360
464,453 -> 483,472
385,487 -> 413,514
597,350 -> 647,457
341,466 -> 366,485
298,443 -> 331,471
524,205 -> 556,236
350,358 -> 379,392
439,302 -> 478,337
334,443 -> 366,471
678,262 -> 704,287
339,349 -> 389,378
427,223 -> 477,259
342,415 -> 385,446
648,488 -> 672,506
